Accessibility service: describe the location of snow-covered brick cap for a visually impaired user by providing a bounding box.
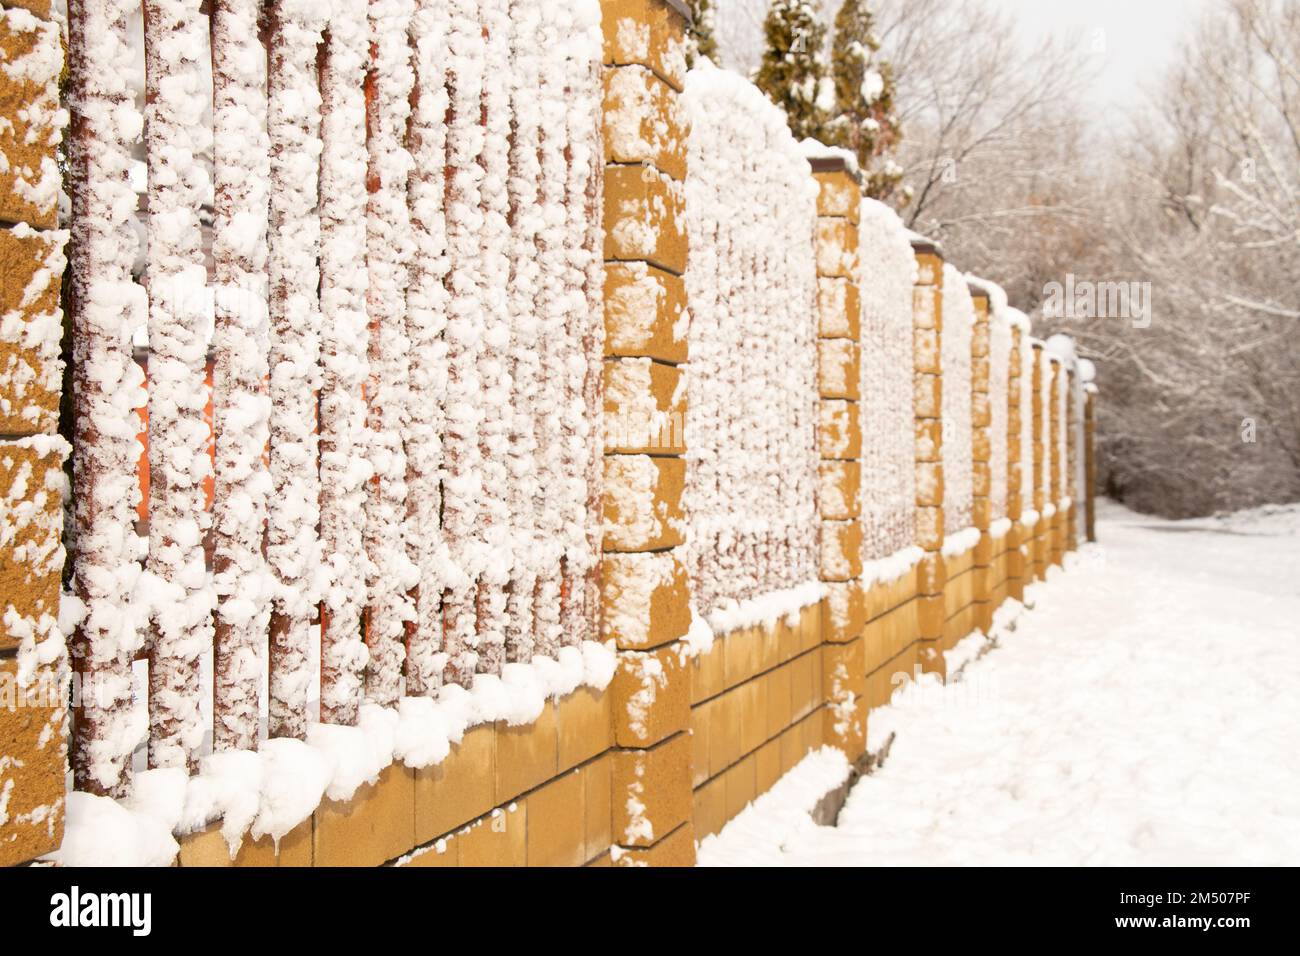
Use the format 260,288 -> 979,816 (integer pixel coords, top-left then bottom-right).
799,137 -> 861,178
1078,358 -> 1097,383
1045,333 -> 1077,363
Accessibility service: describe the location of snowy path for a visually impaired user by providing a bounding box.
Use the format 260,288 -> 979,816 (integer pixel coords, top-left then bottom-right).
698,501 -> 1300,866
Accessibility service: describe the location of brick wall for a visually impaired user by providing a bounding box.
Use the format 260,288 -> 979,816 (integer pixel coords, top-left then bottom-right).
0,0 -> 69,868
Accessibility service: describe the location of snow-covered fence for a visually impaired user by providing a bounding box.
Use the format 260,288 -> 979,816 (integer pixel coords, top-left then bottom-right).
940,265 -> 975,539
858,199 -> 917,571
681,63 -> 820,635
58,0 -> 605,800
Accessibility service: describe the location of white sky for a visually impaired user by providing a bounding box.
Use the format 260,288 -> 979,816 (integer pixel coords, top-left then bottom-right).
994,0 -> 1212,108
715,0 -> 1214,112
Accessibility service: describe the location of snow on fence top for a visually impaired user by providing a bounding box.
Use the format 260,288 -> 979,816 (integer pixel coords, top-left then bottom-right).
858,198 -> 918,570
682,61 -> 821,632
60,0 -> 611,814
941,264 -> 975,536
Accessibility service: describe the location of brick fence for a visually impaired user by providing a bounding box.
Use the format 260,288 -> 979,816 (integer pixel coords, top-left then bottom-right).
0,0 -> 1097,867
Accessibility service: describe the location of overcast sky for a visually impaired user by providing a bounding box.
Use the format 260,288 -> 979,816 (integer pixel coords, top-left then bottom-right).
995,0 -> 1211,107
715,0 -> 1214,111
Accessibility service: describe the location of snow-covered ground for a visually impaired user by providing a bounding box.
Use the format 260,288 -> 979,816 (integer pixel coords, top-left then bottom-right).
699,499 -> 1300,866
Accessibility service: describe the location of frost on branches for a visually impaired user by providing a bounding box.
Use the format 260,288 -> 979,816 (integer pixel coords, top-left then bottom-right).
682,62 -> 820,627
940,264 -> 974,537
66,0 -> 149,797
857,198 -> 917,564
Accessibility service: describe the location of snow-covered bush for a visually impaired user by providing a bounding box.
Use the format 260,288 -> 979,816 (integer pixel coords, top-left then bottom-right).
858,199 -> 916,562
682,61 -> 820,624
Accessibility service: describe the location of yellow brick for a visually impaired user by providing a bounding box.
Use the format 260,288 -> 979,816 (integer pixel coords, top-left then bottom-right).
602,548 -> 690,651
822,579 -> 865,643
0,439 -> 63,653
178,819 -> 312,868
723,753 -> 756,824
458,802 -> 527,868
819,520 -> 863,582
414,723 -> 496,845
816,218 -> 859,278
0,12 -> 60,229
814,171 -> 861,221
612,821 -> 696,867
600,0 -> 689,91
604,262 -> 688,362
583,752 -> 613,862
817,277 -> 860,339
818,399 -> 861,459
313,764 -> 416,867
495,703 -> 559,804
602,454 -> 686,552
611,642 -> 690,747
818,338 -> 860,400
602,64 -> 688,180
693,775 -> 727,840
612,731 -> 692,847
557,684 -> 613,772
0,227 -> 64,435
913,250 -> 944,287
525,769 -> 586,867
603,357 -> 685,455
603,164 -> 686,274
0,656 -> 64,865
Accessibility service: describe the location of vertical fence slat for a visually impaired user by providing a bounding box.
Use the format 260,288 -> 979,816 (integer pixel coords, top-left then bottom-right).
503,0 -> 543,666
561,9 -> 603,647
362,0 -> 417,707
404,0 -> 451,694
317,0 -> 371,724
473,0 -> 513,675
530,3 -> 569,662
67,0 -> 148,797
211,0 -> 272,753
440,0 -> 487,685
266,1 -> 328,739
142,0 -> 213,772
579,21 -> 606,649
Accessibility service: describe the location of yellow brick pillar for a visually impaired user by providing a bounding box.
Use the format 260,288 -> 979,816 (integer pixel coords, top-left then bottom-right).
1005,325 -> 1026,603
809,156 -> 866,762
0,3 -> 70,867
600,0 -> 695,867
968,286 -> 993,633
910,238 -> 946,676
